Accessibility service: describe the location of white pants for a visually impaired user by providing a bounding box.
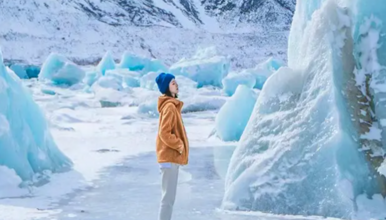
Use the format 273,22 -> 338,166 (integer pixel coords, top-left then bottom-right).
159,163 -> 179,220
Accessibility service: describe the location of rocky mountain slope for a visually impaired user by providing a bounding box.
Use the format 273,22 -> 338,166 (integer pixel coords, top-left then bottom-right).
0,0 -> 294,68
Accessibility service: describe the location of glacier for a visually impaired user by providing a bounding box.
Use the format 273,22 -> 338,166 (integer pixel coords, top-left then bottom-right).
39,53 -> 85,86
0,49 -> 72,183
215,85 -> 257,141
222,0 -> 386,219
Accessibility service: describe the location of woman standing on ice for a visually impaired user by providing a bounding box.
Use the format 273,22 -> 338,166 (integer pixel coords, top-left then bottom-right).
155,72 -> 189,220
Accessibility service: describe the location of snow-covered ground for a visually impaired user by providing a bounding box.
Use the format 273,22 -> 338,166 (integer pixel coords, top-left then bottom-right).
0,78 -> 343,220
2,0 -> 386,219
0,79 -> 217,219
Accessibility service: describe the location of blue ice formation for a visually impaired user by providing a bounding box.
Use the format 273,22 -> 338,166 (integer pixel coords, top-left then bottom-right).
9,64 -> 28,79
118,53 -> 167,76
141,59 -> 168,75
137,99 -> 158,117
222,71 -> 256,96
25,65 -> 40,78
215,85 -> 257,141
175,75 -> 198,96
118,53 -> 148,72
39,53 -> 85,85
181,95 -> 227,113
140,71 -> 159,90
97,52 -> 116,75
92,75 -> 123,91
105,69 -> 141,88
84,71 -> 101,86
169,47 -> 230,88
0,49 -> 72,182
222,0 -> 386,219
252,57 -> 283,89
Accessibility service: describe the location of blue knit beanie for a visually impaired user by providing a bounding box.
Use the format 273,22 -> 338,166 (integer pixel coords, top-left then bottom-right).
155,72 -> 175,94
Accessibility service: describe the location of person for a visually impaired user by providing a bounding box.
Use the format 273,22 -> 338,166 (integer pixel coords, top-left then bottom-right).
155,72 -> 189,220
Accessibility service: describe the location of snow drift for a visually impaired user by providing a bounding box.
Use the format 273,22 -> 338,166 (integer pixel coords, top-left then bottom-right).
223,0 -> 386,219
0,49 -> 72,183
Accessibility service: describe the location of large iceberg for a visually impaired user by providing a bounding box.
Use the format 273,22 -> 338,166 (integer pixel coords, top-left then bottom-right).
223,0 -> 386,219
39,53 -> 85,85
169,47 -> 230,88
215,85 -> 257,141
0,50 -> 72,182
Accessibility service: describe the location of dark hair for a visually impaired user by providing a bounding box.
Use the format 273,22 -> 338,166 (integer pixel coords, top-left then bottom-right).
165,87 -> 178,98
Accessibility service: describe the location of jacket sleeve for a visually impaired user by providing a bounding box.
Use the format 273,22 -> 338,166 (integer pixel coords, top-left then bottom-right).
159,104 -> 184,151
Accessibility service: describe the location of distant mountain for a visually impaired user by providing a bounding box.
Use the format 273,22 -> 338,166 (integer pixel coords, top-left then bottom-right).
0,0 -> 294,68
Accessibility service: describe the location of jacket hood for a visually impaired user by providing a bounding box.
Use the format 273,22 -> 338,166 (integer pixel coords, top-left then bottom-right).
157,95 -> 183,113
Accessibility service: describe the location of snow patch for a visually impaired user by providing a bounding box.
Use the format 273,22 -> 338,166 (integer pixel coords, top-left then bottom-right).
0,166 -> 29,198
360,124 -> 382,140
